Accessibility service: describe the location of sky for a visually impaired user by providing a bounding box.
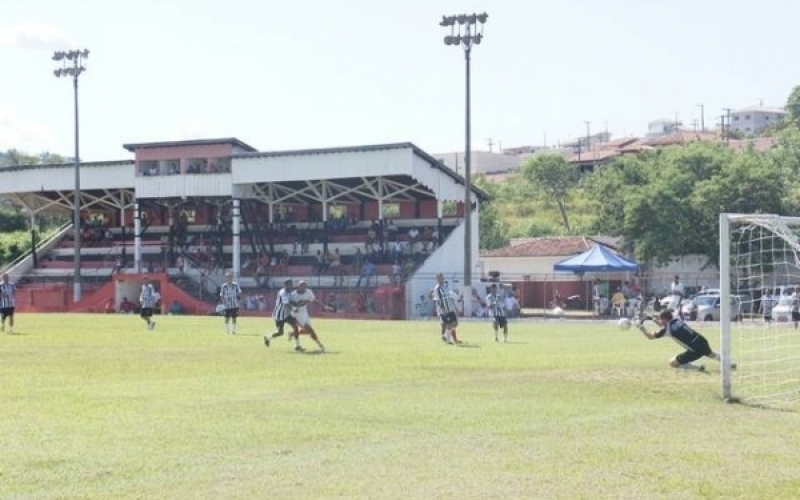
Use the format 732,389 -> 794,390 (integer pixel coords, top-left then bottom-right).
0,0 -> 797,161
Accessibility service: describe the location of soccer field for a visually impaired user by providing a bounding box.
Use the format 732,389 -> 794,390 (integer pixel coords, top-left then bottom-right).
2,314 -> 800,499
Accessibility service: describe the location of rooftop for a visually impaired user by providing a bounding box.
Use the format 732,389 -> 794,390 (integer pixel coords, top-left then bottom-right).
480,236 -> 620,258
731,105 -> 787,115
122,137 -> 258,153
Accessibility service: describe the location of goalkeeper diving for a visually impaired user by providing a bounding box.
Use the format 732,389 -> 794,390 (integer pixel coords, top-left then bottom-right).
637,310 -> 736,372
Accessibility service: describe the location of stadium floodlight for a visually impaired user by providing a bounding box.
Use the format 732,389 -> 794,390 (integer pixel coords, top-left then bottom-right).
720,212 -> 800,409
440,12 -> 487,317
52,48 -> 90,303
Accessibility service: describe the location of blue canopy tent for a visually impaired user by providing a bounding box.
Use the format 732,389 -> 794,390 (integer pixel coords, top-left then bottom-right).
553,245 -> 640,316
554,245 -> 639,273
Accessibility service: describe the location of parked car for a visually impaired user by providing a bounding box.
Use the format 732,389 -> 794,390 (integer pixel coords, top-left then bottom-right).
683,294 -> 741,322
771,296 -> 795,322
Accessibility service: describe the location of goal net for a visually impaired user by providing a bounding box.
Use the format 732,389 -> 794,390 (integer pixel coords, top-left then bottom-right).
720,213 -> 800,408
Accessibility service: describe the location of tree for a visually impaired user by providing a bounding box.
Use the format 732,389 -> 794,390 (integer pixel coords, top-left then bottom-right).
519,154 -> 578,233
474,175 -> 510,249
786,85 -> 800,127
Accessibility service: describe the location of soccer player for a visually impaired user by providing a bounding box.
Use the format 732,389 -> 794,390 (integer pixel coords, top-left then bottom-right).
792,286 -> 800,329
290,280 -> 331,353
637,310 -> 735,372
432,273 -> 459,345
487,284 -> 508,342
0,273 -> 17,334
219,272 -> 242,334
668,275 -> 684,315
264,279 -> 301,350
139,276 -> 157,330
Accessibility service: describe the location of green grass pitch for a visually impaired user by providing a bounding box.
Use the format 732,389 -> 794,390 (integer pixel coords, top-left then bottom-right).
2,314 -> 800,499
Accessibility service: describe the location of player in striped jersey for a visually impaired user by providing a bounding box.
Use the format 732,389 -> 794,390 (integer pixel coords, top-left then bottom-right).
432,273 -> 459,345
264,279 -> 302,350
0,273 -> 17,334
220,272 -> 242,334
139,276 -> 157,330
486,284 -> 508,342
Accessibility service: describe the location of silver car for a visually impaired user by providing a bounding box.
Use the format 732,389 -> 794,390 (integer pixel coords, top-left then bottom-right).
682,294 -> 741,322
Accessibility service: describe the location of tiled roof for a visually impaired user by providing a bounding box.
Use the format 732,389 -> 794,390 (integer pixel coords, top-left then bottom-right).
480,236 -> 619,258
568,149 -> 620,163
727,137 -> 777,152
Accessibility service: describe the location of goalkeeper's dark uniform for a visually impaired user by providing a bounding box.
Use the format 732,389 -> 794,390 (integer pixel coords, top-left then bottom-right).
654,317 -> 712,365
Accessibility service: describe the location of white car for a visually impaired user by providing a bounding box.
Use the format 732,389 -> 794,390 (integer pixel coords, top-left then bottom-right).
771,296 -> 795,322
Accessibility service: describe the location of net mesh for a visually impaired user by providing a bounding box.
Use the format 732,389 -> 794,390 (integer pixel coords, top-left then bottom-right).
727,216 -> 800,408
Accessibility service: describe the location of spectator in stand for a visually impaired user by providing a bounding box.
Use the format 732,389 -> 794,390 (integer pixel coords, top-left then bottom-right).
105,297 -> 115,314
356,260 -> 375,288
119,296 -> 135,314
391,261 -> 403,284
408,227 -> 420,248
367,225 -> 377,245
371,241 -> 382,262
392,240 -> 405,262
353,247 -> 364,270
421,227 -> 434,252
329,249 -> 343,286
387,220 -> 399,239
315,250 -> 328,274
169,301 -> 184,315
105,228 -> 114,244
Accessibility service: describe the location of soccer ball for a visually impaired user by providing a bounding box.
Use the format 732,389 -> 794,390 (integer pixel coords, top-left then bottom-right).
618,318 -> 632,330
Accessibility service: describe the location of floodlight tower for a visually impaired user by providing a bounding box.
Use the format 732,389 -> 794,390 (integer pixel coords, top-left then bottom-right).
440,12 -> 488,316
52,49 -> 89,302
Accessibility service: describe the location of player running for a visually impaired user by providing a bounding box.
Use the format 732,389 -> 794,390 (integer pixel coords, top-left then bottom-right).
290,280 -> 332,353
637,310 -> 736,372
139,276 -> 157,330
264,279 -> 301,349
486,284 -> 508,342
219,272 -> 242,334
432,273 -> 459,345
0,273 -> 17,334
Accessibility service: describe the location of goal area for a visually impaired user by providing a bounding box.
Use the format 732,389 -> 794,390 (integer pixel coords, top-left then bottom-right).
720,213 -> 800,408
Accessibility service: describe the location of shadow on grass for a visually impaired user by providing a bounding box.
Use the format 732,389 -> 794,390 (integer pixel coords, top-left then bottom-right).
455,343 -> 481,349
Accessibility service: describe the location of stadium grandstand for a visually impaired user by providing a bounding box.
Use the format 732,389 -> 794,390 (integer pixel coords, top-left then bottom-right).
0,138 -> 487,320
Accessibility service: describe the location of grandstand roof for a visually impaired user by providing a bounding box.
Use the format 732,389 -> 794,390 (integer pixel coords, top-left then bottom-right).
233,142 -> 490,201
122,138 -> 258,153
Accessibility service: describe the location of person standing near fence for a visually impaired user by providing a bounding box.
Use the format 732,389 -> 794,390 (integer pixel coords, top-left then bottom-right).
0,273 -> 17,334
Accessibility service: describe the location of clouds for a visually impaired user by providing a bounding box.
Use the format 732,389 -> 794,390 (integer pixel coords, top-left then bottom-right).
0,22 -> 75,50
0,106 -> 58,154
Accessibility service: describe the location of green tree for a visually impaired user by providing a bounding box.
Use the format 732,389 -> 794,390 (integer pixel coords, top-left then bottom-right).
473,176 -> 510,249
786,85 -> 800,127
519,154 -> 578,233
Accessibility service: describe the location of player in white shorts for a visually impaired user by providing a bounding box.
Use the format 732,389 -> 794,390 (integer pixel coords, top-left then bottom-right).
290,281 -> 333,352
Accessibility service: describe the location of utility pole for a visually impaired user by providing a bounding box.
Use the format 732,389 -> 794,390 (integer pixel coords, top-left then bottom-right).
723,108 -> 733,143
697,104 -> 705,132
440,11 -> 488,317
584,121 -> 591,151
52,48 -> 89,303
719,114 -> 727,142
486,138 -> 494,152
691,119 -> 699,133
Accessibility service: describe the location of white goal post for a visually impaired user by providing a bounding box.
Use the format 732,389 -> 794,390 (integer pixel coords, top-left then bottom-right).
720,213 -> 800,407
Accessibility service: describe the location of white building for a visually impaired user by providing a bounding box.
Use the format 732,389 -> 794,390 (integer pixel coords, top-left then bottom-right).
728,105 -> 788,136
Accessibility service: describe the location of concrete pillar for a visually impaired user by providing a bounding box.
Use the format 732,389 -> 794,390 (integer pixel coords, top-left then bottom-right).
134,202 -> 141,273
232,198 -> 241,279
